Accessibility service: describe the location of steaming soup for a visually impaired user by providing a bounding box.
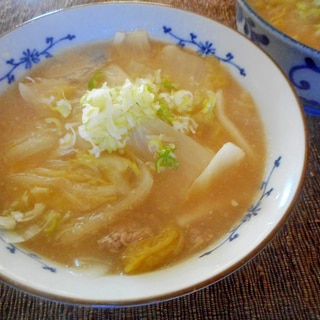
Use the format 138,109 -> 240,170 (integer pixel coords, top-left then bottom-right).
0,31 -> 266,275
247,0 -> 320,50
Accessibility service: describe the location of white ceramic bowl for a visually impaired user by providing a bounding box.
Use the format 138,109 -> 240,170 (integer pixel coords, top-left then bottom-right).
0,2 -> 307,306
236,0 -> 320,117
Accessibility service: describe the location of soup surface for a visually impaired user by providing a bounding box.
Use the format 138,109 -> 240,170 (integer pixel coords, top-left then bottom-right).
0,31 -> 266,275
247,0 -> 320,50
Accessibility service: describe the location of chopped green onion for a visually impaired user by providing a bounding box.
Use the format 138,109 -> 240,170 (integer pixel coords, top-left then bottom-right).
88,71 -> 107,90
161,78 -> 176,90
155,143 -> 180,172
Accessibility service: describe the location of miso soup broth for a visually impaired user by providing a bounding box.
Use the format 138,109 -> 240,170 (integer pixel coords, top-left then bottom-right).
0,31 -> 266,275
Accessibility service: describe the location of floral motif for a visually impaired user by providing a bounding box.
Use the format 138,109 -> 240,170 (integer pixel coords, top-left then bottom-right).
288,57 -> 320,115
0,34 -> 76,84
200,156 -> 282,258
236,6 -> 269,47
289,57 -> 320,90
0,237 -> 56,273
162,26 -> 246,76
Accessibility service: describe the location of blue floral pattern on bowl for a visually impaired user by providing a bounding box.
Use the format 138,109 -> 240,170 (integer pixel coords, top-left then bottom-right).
236,6 -> 269,47
0,238 -> 56,273
1,27 -> 245,84
236,2 -> 320,116
0,34 -> 76,84
163,26 -> 246,76
201,156 -> 281,258
289,57 -> 320,115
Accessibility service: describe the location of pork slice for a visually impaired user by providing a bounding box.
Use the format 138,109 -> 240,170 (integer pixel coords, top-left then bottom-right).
98,227 -> 152,253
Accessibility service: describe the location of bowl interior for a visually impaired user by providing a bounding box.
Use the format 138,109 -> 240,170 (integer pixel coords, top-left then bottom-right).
0,3 -> 307,306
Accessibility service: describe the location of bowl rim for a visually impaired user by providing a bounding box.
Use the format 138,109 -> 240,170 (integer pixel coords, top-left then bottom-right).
237,0 -> 320,54
0,1 -> 309,307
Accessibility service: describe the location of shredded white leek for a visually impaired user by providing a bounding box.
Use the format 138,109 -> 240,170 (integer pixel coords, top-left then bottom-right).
0,215 -> 16,230
59,123 -> 79,155
50,98 -> 72,118
201,90 -> 217,117
11,203 -> 46,222
78,80 -> 156,156
78,75 -> 204,157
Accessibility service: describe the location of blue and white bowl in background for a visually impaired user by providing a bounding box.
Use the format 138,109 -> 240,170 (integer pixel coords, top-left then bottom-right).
236,0 -> 320,117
